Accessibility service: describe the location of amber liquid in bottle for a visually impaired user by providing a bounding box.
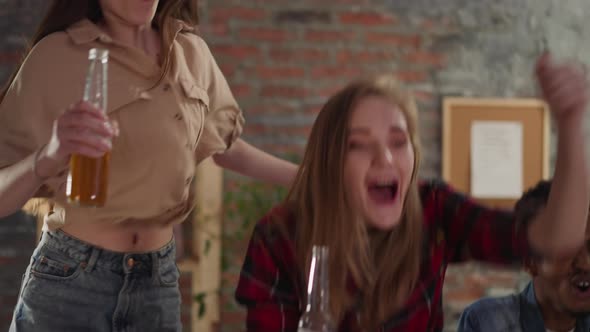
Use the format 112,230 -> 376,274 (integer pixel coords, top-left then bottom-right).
67,48 -> 110,207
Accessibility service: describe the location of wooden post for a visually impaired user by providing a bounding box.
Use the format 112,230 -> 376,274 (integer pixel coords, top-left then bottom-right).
191,157 -> 223,331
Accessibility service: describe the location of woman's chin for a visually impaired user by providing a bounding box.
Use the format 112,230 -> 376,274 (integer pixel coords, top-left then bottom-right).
366,213 -> 402,231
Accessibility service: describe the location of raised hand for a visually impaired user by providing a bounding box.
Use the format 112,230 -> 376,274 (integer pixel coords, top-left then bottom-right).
536,52 -> 589,123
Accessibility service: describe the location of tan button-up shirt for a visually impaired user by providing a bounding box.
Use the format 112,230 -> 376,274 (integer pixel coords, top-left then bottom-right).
0,19 -> 244,229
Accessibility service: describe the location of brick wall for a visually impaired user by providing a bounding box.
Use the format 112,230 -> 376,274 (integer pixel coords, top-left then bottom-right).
2,1 -> 590,331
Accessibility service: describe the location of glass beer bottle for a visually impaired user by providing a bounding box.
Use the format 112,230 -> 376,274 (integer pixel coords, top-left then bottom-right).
298,246 -> 334,332
67,48 -> 110,207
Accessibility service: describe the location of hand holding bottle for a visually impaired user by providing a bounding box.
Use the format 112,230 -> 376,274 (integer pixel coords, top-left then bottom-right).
36,101 -> 117,178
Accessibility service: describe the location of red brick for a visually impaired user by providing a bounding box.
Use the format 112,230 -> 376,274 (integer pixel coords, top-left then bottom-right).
404,51 -> 446,66
418,17 -> 457,31
181,290 -> 193,305
366,32 -> 421,49
211,45 -> 260,60
219,63 -> 238,78
245,102 -> 297,115
339,12 -> 396,26
413,90 -> 436,102
210,6 -> 268,23
317,84 -> 346,98
305,104 -> 325,115
231,84 -> 253,97
239,27 -> 292,42
261,85 -> 308,98
305,30 -> 355,42
311,66 -> 362,80
333,0 -> 371,3
246,124 -> 312,137
336,50 -> 397,64
255,66 -> 305,79
202,23 -> 230,38
269,48 -> 329,63
395,70 -> 428,83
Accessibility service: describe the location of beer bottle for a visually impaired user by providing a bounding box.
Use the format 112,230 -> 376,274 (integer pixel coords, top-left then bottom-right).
67,48 -> 110,207
298,246 -> 334,332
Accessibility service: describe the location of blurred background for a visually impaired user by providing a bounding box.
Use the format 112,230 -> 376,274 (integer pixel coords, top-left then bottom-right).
1,0 -> 590,331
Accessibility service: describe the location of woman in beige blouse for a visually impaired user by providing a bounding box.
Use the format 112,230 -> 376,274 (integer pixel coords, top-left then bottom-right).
1,1 -> 297,331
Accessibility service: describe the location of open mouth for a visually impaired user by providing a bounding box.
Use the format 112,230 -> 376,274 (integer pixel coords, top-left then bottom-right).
367,180 -> 399,204
571,275 -> 590,296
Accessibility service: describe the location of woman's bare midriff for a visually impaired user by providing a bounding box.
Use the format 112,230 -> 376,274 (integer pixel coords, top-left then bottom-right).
60,221 -> 174,253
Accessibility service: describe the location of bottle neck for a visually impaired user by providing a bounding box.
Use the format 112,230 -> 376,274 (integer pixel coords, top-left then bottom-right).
85,54 -> 108,112
305,247 -> 329,312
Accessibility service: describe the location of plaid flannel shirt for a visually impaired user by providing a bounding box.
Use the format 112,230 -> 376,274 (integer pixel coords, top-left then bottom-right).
235,180 -> 528,331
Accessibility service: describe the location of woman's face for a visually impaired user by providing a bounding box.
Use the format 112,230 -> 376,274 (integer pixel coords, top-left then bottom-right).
343,95 -> 415,230
99,0 -> 159,27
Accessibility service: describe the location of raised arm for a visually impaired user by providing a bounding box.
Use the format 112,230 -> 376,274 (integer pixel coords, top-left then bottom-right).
527,53 -> 589,257
437,54 -> 589,264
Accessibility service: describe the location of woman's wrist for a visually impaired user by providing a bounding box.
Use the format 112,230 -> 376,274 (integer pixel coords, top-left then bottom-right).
32,145 -> 68,181
555,109 -> 585,132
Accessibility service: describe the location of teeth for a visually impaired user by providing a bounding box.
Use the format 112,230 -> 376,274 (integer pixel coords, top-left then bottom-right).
375,180 -> 395,186
576,281 -> 590,288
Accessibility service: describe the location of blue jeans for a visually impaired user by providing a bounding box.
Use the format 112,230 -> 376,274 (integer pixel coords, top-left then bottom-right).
9,230 -> 181,332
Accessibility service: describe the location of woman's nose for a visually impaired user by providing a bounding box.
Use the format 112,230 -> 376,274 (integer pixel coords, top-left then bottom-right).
374,145 -> 393,167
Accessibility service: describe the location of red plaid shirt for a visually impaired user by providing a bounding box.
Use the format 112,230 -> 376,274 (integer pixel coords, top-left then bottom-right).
235,180 -> 528,331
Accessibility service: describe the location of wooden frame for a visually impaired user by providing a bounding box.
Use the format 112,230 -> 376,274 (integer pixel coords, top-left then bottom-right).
442,97 -> 550,208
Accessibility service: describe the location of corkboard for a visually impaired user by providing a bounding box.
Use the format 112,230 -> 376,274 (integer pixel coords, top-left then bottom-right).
442,97 -> 550,209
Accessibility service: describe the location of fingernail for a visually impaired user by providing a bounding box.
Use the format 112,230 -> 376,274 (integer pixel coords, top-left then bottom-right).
105,122 -> 114,134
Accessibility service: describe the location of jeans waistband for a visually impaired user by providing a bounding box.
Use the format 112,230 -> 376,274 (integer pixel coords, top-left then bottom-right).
39,230 -> 176,274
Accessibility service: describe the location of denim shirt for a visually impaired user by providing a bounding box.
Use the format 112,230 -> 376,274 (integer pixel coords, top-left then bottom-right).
458,281 -> 590,332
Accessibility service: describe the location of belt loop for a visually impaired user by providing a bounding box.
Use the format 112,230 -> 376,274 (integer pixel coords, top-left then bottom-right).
85,247 -> 100,272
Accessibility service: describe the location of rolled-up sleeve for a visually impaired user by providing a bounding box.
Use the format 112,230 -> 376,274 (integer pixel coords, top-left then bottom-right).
192,37 -> 245,164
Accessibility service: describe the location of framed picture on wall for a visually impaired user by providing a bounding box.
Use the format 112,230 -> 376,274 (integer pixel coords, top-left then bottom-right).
442,97 -> 550,209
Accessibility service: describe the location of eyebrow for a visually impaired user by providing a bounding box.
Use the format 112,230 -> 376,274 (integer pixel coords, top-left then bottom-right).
348,126 -> 407,135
